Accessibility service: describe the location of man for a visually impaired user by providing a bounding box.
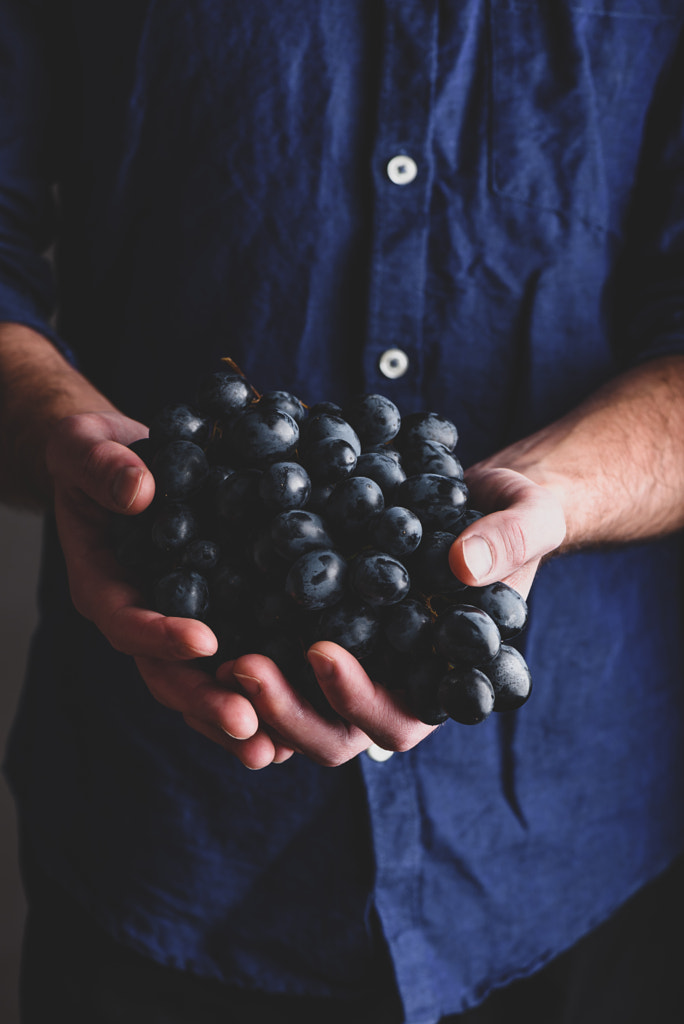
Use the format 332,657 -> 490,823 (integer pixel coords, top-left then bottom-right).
1,1 -> 683,1022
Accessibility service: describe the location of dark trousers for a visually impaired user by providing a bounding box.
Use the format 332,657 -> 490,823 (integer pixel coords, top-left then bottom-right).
19,854 -> 684,1024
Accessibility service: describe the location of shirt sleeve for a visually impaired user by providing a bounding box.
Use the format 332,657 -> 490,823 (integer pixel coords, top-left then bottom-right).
0,0 -> 74,361
620,22 -> 684,366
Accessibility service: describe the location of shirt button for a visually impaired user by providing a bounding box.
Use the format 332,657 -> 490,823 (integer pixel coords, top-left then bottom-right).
386,154 -> 418,186
366,743 -> 394,762
378,348 -> 409,380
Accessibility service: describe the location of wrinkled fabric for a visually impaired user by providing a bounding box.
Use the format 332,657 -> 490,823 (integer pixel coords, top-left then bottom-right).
2,2 -> 684,1022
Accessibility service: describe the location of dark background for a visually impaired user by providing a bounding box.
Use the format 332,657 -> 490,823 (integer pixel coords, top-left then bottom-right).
1,505 -> 43,1024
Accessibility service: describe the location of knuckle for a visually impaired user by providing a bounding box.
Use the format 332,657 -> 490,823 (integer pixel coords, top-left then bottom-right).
499,516 -> 529,568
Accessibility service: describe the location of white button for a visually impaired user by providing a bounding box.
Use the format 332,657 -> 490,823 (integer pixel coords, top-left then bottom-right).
386,154 -> 418,185
366,743 -> 394,762
378,348 -> 409,379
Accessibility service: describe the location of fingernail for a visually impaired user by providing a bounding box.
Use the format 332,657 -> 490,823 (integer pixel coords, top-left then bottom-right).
308,649 -> 335,681
217,723 -> 243,741
462,535 -> 493,582
112,466 -> 143,511
233,672 -> 261,697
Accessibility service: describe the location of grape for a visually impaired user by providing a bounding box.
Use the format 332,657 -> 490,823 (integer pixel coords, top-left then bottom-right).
344,393 -> 401,446
195,369 -> 254,419
349,551 -> 410,607
151,440 -> 209,500
113,359 -> 536,730
433,605 -> 501,666
325,476 -> 384,538
401,439 -> 463,479
149,404 -> 212,447
484,644 -> 533,711
259,461 -> 311,510
370,506 -> 422,559
259,390 -> 306,423
313,598 -> 380,659
403,657 -> 450,726
437,667 -> 495,725
352,452 -> 406,500
286,549 -> 348,610
180,539 -> 220,574
302,437 -> 357,483
383,596 -> 433,656
399,411 -> 458,451
300,412 -> 361,455
270,510 -> 332,561
396,473 -> 468,529
228,406 -> 299,465
153,569 -> 210,619
462,581 -> 528,639
151,502 -> 199,552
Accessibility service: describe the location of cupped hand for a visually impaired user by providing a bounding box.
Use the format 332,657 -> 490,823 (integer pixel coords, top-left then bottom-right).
45,410 -> 275,759
216,642 -> 437,769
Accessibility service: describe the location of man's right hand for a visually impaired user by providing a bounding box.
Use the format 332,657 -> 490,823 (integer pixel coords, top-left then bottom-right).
44,410 -> 297,768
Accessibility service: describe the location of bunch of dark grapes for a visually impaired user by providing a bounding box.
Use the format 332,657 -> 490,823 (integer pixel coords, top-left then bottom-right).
112,361 -> 532,727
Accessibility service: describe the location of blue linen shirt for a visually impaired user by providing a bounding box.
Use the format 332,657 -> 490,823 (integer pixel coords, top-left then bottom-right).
2,2 -> 684,1021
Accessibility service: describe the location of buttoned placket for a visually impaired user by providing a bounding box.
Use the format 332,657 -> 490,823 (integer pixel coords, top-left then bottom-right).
360,7 -> 442,1022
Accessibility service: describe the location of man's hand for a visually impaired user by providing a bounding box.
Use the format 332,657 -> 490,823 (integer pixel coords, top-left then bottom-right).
45,410 -> 299,768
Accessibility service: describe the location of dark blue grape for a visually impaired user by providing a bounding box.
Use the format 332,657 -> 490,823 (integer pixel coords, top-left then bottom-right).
434,605 -> 501,666
306,481 -> 336,514
401,439 -> 463,479
258,390 -> 306,423
370,506 -> 422,559
128,436 -> 158,466
399,411 -> 458,451
462,581 -> 528,640
325,476 -> 384,538
286,549 -> 348,610
270,509 -> 332,561
228,406 -> 299,465
314,598 -> 380,659
151,440 -> 210,500
151,503 -> 199,552
484,644 -> 533,711
149,404 -> 212,447
215,468 -> 263,525
350,551 -> 410,607
300,412 -> 361,456
195,370 -> 254,419
409,530 -> 466,595
344,393 -> 401,446
437,667 -> 495,725
211,562 -> 249,612
153,569 -> 210,620
308,401 -> 342,417
180,539 -> 220,574
396,473 -> 468,529
259,461 -> 311,510
353,452 -> 406,500
403,657 -> 450,725
383,596 -> 434,656
302,437 -> 357,483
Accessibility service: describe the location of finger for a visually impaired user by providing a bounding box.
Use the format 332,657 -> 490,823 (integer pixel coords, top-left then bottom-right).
47,412 -> 155,515
217,655 -> 370,767
183,716 -> 285,770
450,467 -> 566,588
135,656 -> 260,739
307,642 -> 436,753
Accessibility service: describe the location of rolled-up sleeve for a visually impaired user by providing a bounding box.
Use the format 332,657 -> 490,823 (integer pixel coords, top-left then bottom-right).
0,0 -> 73,359
620,23 -> 684,365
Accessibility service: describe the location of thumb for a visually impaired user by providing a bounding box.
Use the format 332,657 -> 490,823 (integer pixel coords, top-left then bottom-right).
47,411 -> 155,514
449,469 -> 566,588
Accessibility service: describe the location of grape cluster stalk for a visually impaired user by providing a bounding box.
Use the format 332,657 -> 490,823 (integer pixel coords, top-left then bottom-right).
112,362 -> 533,726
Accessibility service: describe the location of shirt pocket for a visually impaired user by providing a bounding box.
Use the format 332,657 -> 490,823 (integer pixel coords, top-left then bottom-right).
488,1 -> 680,230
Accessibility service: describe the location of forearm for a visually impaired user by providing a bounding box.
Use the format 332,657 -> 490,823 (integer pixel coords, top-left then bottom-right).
476,354 -> 684,550
0,323 -> 117,508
